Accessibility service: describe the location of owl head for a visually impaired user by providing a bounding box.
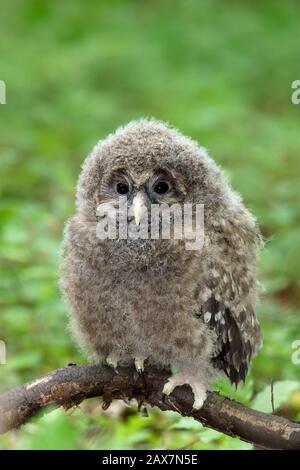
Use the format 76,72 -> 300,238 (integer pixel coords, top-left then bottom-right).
76,119 -> 230,222
74,119 -> 248,270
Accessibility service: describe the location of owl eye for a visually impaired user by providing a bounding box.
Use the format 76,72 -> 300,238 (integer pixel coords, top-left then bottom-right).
153,181 -> 170,195
116,182 -> 130,195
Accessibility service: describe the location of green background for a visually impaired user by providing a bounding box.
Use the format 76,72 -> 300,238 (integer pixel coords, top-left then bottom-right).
0,0 -> 299,450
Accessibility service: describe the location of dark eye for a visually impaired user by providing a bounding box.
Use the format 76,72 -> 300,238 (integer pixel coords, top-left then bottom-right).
153,181 -> 170,195
116,182 -> 130,195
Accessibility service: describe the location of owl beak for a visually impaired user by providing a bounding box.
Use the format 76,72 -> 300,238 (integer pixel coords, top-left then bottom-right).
132,193 -> 147,226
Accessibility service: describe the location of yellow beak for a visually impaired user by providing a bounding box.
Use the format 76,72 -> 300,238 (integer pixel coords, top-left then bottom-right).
132,193 -> 146,226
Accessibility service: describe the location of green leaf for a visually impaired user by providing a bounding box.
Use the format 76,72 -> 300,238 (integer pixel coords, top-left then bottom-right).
252,381 -> 300,413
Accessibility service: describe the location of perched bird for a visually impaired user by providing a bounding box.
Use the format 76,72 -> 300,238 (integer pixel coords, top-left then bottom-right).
59,119 -> 263,409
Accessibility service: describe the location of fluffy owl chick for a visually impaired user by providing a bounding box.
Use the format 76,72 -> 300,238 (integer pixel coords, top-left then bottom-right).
59,119 -> 263,409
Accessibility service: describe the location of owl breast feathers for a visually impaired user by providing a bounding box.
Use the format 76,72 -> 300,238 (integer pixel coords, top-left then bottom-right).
59,119 -> 263,408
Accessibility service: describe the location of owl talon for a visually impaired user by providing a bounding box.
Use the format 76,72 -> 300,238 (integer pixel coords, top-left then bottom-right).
162,372 -> 207,410
106,356 -> 119,372
162,381 -> 174,396
134,358 -> 145,373
193,397 -> 205,410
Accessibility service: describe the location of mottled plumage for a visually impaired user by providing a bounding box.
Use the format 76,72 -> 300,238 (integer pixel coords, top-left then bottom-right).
59,119 -> 263,408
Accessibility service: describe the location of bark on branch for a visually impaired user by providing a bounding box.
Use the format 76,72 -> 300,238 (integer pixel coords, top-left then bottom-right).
0,364 -> 299,450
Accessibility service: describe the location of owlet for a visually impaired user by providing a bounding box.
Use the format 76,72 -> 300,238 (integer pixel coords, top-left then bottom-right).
60,119 -> 263,409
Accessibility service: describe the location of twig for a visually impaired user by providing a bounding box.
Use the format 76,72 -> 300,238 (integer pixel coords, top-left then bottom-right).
271,380 -> 275,413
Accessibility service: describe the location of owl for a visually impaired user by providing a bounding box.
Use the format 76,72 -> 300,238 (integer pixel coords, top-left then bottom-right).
59,119 -> 263,409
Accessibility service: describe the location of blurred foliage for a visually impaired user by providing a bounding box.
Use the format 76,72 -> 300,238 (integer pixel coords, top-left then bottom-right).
0,0 -> 299,450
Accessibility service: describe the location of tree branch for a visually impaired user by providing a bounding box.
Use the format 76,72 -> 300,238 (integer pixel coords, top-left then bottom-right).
0,364 -> 299,449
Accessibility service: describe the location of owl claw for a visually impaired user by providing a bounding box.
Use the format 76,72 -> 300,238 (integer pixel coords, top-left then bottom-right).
193,397 -> 205,410
162,372 -> 207,410
106,355 -> 119,372
134,358 -> 145,373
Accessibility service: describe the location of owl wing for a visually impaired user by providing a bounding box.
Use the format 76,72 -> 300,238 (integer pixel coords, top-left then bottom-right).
203,294 -> 262,386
